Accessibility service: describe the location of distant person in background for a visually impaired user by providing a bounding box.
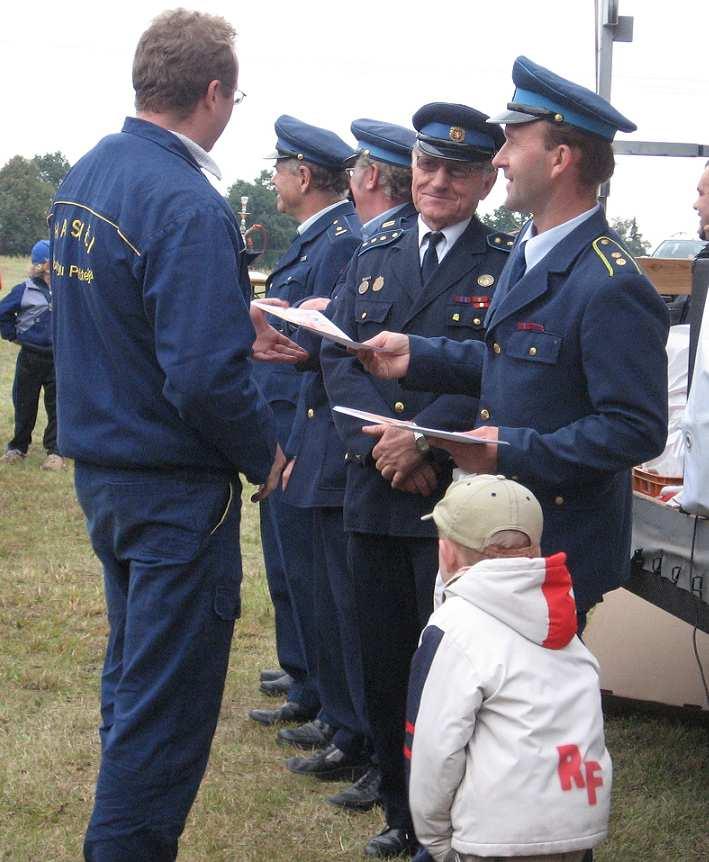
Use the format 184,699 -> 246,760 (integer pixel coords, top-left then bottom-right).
694,159 -> 709,242
0,239 -> 63,471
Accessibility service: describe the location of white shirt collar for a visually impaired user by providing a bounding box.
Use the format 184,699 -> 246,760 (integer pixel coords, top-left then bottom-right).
418,215 -> 472,265
297,199 -> 348,235
520,204 -> 600,273
168,130 -> 222,180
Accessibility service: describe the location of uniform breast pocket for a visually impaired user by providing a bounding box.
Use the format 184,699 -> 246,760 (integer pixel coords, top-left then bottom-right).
270,266 -> 312,305
445,303 -> 486,337
504,330 -> 563,365
355,299 -> 394,335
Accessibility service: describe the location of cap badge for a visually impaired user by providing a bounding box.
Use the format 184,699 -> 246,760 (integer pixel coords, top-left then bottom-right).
372,276 -> 385,292
449,126 -> 465,143
477,274 -> 495,288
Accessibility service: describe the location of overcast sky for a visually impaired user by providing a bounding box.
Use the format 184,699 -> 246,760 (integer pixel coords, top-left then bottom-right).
1,0 -> 706,247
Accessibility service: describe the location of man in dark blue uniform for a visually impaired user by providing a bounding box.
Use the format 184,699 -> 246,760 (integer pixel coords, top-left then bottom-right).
50,11 -> 285,861
347,118 -> 418,239
278,121 -> 419,812
248,116 -> 362,727
359,57 -> 669,642
321,103 -> 511,858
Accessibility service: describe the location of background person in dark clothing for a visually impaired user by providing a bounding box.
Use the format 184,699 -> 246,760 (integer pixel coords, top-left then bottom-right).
0,239 -> 63,470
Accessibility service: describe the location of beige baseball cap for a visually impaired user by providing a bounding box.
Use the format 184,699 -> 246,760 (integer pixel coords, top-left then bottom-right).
421,474 -> 543,551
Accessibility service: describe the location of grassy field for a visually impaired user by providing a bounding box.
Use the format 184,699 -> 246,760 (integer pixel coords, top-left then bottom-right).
0,253 -> 707,860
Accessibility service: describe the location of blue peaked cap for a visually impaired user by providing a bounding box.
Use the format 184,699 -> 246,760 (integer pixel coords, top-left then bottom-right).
349,119 -> 416,168
490,56 -> 636,141
412,102 -> 504,162
270,115 -> 356,169
31,239 -> 50,264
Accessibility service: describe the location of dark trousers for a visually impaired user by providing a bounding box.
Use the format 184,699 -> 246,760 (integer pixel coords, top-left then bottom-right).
347,532 -> 438,830
75,463 -> 241,862
259,403 -> 318,711
8,346 -> 57,454
313,508 -> 369,756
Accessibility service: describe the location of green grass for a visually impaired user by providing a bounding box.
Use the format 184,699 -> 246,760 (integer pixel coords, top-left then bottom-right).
0,254 -> 707,860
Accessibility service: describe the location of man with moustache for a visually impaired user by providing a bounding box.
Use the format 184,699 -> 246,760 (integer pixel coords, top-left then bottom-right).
321,103 -> 511,858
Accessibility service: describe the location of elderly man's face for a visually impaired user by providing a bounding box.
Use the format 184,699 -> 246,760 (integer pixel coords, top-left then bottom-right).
272,160 -> 302,216
694,167 -> 709,240
412,150 -> 496,230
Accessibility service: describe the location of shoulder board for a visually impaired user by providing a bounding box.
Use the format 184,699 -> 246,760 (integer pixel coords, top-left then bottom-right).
591,236 -> 641,276
358,228 -> 406,255
486,231 -> 515,252
328,217 -> 355,240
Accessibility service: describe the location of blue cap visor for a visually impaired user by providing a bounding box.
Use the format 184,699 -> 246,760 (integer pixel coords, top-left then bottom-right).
492,87 -> 616,141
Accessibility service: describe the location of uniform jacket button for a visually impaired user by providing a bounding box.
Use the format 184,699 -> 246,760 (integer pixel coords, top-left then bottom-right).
307,408 -> 315,418
528,346 -> 537,356
394,401 -> 405,413
480,408 -> 490,420
493,342 -> 502,354
554,495 -> 565,506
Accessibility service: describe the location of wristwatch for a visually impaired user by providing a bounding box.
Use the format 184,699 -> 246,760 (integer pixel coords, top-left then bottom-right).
413,431 -> 431,454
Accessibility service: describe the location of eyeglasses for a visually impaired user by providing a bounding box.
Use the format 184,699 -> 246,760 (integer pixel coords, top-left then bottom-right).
233,89 -> 247,105
415,153 -> 486,180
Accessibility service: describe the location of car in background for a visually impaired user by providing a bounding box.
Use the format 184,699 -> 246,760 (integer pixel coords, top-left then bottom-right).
651,236 -> 708,259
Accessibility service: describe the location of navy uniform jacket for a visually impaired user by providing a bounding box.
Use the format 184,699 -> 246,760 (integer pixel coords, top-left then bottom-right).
404,207 -> 669,607
50,117 -> 276,483
321,217 -> 511,537
284,207 -> 419,509
361,201 -> 418,240
251,200 -> 361,410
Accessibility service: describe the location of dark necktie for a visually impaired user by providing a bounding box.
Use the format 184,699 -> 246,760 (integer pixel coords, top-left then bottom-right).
421,231 -> 444,282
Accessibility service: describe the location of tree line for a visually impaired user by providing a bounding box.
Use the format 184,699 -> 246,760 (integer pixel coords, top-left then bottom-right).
0,153 -> 651,264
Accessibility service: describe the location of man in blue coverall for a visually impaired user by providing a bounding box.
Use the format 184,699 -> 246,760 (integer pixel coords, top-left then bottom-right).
50,10 -> 289,861
248,116 -> 362,728
359,56 -> 669,643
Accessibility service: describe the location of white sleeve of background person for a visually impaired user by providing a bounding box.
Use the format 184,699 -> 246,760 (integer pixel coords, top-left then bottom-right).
640,324 -> 688,477
409,633 -> 483,862
679,300 -> 709,514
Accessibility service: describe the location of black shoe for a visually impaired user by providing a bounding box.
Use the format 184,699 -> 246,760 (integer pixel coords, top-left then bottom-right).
259,674 -> 293,697
260,667 -> 285,682
248,701 -> 315,726
286,743 -> 369,781
327,765 -> 382,811
363,827 -> 416,858
277,718 -> 334,750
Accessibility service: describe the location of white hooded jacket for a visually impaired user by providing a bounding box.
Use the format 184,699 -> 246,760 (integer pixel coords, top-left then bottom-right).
406,552 -> 611,861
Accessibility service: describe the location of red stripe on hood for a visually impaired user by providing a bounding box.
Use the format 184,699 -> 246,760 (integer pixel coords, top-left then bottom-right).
541,552 -> 577,648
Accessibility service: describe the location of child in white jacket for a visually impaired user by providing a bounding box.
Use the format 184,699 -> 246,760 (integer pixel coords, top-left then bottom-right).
407,475 -> 611,862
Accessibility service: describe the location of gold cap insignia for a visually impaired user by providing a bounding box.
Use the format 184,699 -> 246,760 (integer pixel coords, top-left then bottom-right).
372,276 -> 385,292
477,274 -> 495,288
449,126 -> 465,143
